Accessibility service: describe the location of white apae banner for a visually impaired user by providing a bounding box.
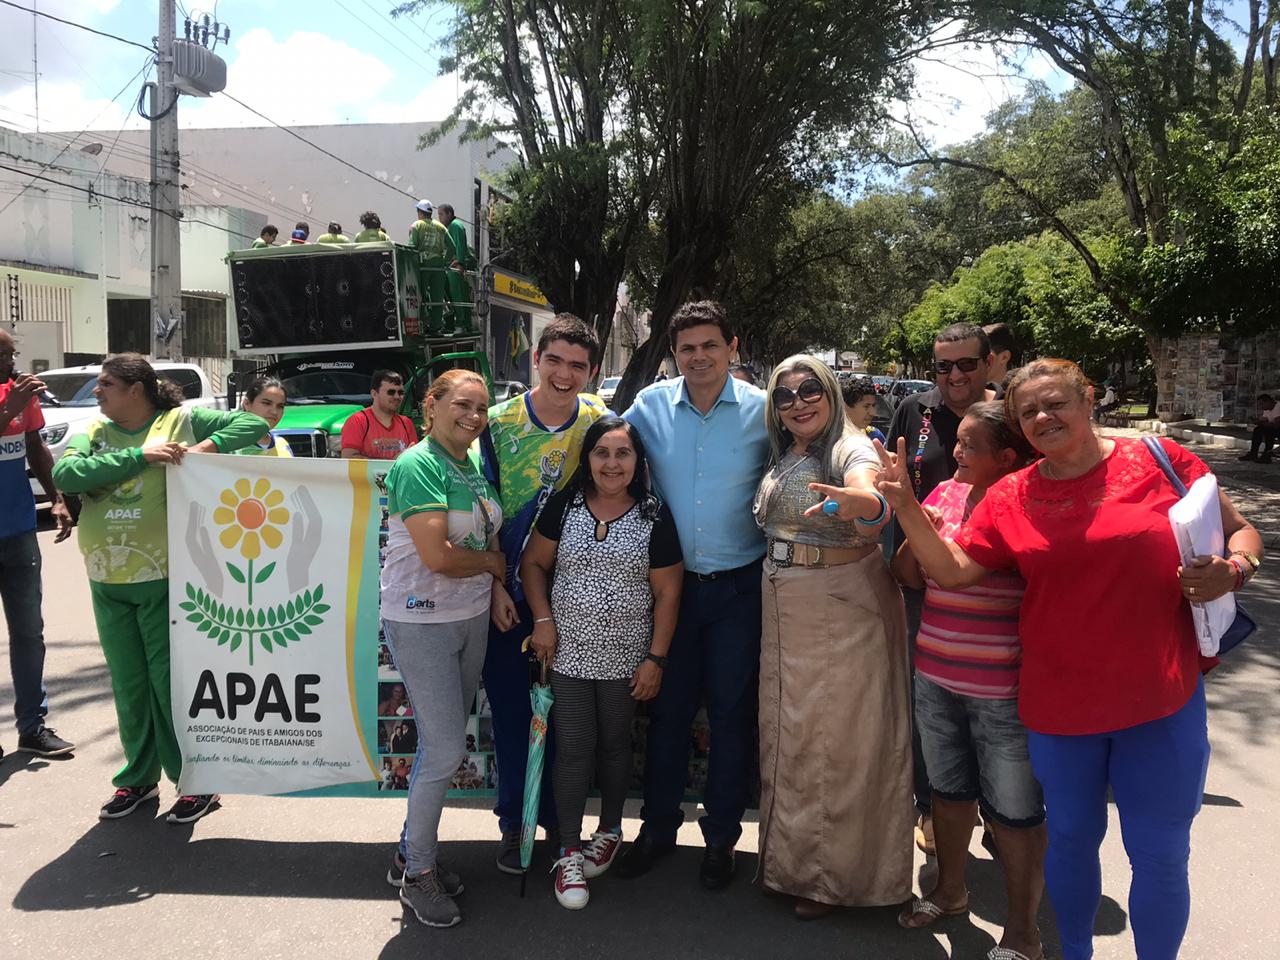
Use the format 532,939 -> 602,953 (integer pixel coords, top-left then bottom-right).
167,453 -> 380,795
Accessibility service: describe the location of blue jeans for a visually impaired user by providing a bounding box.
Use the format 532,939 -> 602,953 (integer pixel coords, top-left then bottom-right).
1,530 -> 48,736
484,599 -> 557,834
915,674 -> 1044,827
1028,679 -> 1209,960
639,561 -> 762,849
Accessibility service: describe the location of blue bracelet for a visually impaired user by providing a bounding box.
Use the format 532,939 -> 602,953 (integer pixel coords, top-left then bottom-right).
855,491 -> 889,527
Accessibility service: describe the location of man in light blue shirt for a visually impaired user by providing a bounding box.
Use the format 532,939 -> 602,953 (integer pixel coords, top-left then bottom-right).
618,300 -> 769,889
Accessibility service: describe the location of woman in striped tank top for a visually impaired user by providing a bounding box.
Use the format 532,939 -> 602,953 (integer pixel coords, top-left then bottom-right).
891,401 -> 1046,960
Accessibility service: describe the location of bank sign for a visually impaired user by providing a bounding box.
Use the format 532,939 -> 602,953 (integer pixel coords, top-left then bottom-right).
168,454 -> 384,796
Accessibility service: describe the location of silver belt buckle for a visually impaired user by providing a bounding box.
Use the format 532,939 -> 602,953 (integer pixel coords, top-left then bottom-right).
769,539 -> 794,568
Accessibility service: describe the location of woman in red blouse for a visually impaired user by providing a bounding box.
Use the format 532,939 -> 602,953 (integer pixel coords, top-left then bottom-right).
875,359 -> 1263,960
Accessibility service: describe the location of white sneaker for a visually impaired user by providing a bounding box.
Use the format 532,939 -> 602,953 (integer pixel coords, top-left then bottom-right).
582,830 -> 622,878
551,849 -> 589,910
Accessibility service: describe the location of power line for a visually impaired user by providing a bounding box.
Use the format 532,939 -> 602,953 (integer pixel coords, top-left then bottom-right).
0,56 -> 154,217
217,90 -> 423,205
0,160 -> 256,241
330,0 -> 431,75
0,0 -> 156,54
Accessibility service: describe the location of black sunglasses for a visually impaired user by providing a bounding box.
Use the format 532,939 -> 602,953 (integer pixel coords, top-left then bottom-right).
771,377 -> 825,412
933,357 -> 984,375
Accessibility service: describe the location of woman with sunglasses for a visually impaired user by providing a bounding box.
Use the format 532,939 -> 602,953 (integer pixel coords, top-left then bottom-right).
752,355 -> 913,919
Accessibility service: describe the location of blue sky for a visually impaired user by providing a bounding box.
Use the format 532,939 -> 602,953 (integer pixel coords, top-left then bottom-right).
0,0 -> 458,134
0,1 -> 1259,148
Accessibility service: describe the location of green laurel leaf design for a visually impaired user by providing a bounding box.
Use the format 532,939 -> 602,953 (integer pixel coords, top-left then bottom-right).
182,582 -> 329,661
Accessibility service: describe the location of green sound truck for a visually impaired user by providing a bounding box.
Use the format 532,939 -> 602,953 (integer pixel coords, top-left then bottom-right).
225,239 -> 490,456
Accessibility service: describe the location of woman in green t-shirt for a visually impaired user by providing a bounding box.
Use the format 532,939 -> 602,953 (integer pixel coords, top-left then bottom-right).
52,354 -> 266,825
381,368 -> 518,929
234,376 -> 293,457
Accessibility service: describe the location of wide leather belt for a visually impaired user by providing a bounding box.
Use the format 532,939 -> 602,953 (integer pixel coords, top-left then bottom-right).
766,538 -> 874,569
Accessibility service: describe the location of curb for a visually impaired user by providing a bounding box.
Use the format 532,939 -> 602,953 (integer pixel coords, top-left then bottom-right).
1135,419 -> 1253,452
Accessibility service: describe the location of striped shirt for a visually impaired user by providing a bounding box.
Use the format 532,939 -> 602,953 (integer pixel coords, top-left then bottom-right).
916,479 -> 1024,699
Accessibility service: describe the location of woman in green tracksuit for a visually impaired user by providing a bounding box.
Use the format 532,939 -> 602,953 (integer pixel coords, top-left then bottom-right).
53,354 -> 267,824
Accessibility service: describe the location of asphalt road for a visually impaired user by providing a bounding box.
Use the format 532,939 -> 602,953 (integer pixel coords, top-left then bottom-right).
2,436 -> 1278,959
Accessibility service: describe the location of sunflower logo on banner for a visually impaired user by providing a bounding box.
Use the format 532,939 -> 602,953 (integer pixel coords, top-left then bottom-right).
179,476 -> 330,667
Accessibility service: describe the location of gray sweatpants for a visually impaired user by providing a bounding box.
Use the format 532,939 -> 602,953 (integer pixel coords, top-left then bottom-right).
384,612 -> 488,873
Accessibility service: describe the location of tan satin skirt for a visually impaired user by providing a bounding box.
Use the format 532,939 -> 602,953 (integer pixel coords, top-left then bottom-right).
757,551 -> 915,906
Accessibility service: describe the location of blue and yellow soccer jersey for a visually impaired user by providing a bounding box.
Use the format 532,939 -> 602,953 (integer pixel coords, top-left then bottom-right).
479,392 -> 609,601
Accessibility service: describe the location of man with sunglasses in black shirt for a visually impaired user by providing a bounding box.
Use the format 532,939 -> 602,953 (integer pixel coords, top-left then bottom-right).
885,322 -> 995,855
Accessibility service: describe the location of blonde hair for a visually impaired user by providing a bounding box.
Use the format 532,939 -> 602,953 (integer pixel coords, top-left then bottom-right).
1004,358 -> 1094,436
422,369 -> 488,434
763,354 -> 850,481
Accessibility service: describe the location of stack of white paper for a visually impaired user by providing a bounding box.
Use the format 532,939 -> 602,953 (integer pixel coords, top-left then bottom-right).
1166,473 -> 1237,656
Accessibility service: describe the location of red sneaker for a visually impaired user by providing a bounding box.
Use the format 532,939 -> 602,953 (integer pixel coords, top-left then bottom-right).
551,848 -> 589,909
582,830 -> 622,878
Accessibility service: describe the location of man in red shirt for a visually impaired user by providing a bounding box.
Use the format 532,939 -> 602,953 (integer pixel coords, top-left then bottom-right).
0,329 -> 75,759
340,370 -> 418,460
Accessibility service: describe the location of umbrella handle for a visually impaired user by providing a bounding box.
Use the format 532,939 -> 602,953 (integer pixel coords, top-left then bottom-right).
539,660 -> 549,686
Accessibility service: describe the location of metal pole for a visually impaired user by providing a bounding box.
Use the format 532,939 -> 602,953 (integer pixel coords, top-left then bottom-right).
151,0 -> 183,360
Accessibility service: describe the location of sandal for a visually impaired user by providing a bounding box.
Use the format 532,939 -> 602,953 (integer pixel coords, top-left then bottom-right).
897,894 -> 969,929
987,948 -> 1045,960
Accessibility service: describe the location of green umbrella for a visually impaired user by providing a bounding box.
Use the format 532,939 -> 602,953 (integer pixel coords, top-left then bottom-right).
519,661 -> 554,896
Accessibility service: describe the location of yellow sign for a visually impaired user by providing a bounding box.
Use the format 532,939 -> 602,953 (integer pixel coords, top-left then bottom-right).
492,271 -> 549,307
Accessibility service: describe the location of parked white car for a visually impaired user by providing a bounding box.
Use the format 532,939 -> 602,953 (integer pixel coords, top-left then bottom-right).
598,376 -> 621,407
30,362 -> 224,503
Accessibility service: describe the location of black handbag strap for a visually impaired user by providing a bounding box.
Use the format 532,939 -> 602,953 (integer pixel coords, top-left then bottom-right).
1142,436 -> 1189,497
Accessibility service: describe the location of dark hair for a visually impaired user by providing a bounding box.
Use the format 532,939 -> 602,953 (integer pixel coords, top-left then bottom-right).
573,416 -> 660,519
294,221 -> 310,237
327,221 -> 342,234
1260,394 -> 1274,404
668,300 -> 734,346
536,313 -> 601,369
982,322 -> 1021,365
244,375 -> 285,404
841,375 -> 876,407
261,224 -> 278,238
934,323 -> 992,358
438,203 -> 455,219
370,369 -> 403,392
100,353 -> 185,411
359,211 -> 380,229
962,400 -> 1037,468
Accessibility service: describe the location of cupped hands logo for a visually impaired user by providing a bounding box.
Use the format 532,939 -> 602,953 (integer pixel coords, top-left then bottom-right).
181,478 -> 329,667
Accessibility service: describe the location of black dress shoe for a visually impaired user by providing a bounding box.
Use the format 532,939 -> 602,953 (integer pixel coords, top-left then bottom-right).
613,834 -> 676,879
700,845 -> 736,889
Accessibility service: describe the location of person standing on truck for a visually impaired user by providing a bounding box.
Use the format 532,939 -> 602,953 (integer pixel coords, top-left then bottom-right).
289,221 -> 310,244
0,329 -> 76,762
252,225 -> 278,248
317,221 -> 351,244
438,203 -> 474,332
355,211 -> 389,243
409,200 -> 458,333
341,370 -> 418,460
478,313 -> 609,875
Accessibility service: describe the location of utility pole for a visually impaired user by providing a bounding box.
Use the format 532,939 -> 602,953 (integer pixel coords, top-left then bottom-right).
151,0 -> 183,360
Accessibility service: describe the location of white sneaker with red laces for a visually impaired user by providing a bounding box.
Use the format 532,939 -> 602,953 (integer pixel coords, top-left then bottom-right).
551,849 -> 589,910
582,830 -> 622,878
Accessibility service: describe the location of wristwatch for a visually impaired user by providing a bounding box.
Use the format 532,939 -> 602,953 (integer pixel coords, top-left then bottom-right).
645,652 -> 668,669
